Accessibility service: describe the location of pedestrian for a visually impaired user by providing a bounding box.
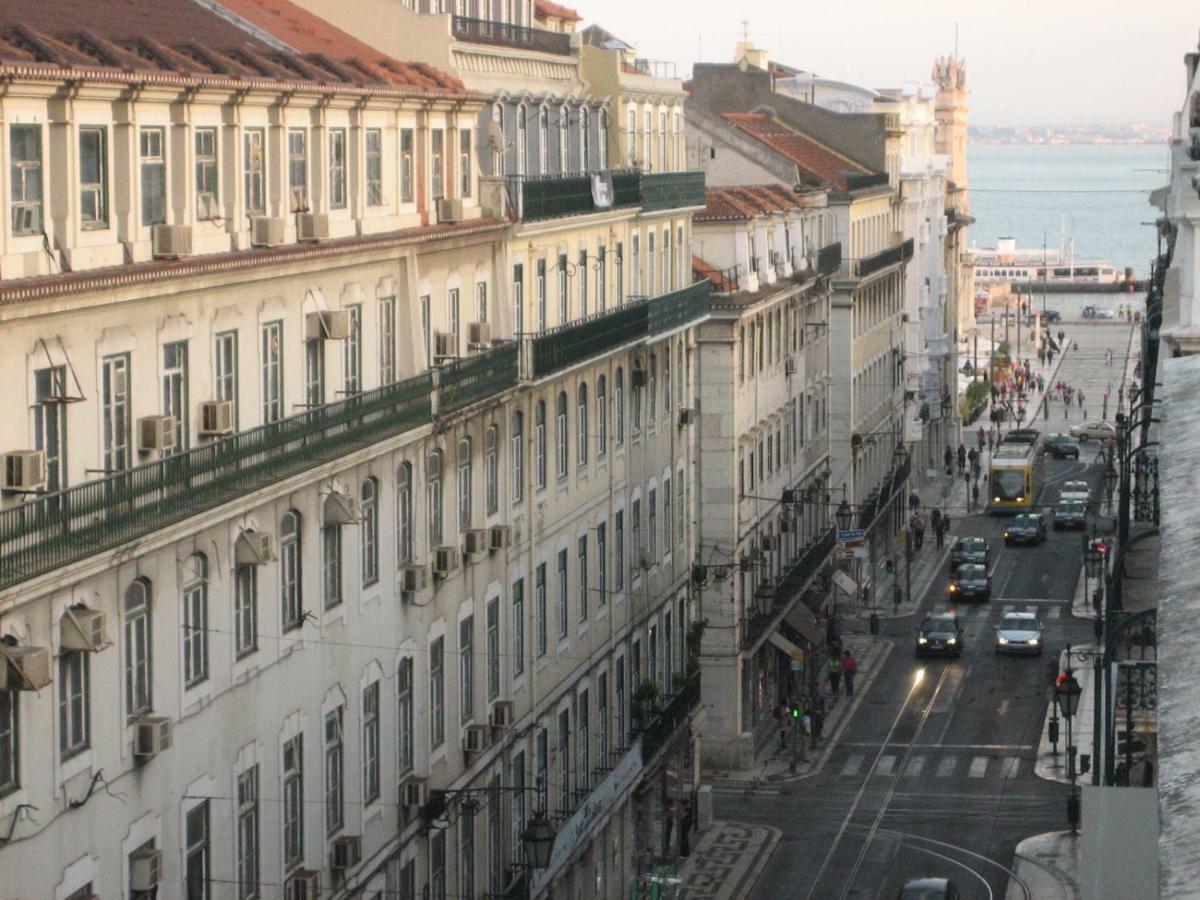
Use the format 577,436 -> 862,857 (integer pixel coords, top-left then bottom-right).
976,426 -> 985,450
935,514 -> 946,548
1077,390 -> 1085,409
967,447 -> 978,469
1064,400 -> 1070,420
1038,347 -> 1046,365
987,430 -> 995,452
957,443 -> 967,472
812,694 -> 826,742
930,507 -> 942,537
842,650 -> 858,697
972,481 -> 980,507
914,515 -> 926,550
827,654 -> 842,699
778,704 -> 791,751
1058,329 -> 1065,346
944,446 -> 953,476
1048,348 -> 1055,365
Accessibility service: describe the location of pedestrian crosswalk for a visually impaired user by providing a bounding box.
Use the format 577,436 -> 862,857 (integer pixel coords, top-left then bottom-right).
946,602 -> 1063,621
837,751 -> 1030,781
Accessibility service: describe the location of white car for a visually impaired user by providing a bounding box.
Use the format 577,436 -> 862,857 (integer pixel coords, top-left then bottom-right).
1069,421 -> 1116,442
1060,480 -> 1090,504
995,612 -> 1044,655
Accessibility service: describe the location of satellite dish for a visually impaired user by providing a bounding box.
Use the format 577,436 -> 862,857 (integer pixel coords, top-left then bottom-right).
486,121 -> 505,151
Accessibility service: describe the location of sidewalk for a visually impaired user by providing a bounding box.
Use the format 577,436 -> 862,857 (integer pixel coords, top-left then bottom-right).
1006,831 -> 1081,900
678,820 -> 781,900
1034,642 -> 1100,786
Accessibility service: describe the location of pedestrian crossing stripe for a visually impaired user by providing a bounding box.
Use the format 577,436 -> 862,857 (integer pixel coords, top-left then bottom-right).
837,753 -> 1027,780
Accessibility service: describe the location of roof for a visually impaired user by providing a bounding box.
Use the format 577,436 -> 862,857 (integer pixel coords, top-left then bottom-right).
694,184 -> 816,223
0,0 -> 467,96
691,256 -> 737,293
535,0 -> 582,22
721,113 -> 873,190
580,24 -> 632,51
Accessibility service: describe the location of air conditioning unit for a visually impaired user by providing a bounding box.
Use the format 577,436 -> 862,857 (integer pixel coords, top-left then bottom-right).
61,606 -> 108,652
491,700 -> 515,730
400,564 -> 428,595
330,834 -> 362,870
463,528 -> 488,555
323,491 -> 361,526
297,213 -> 329,242
437,198 -> 464,224
134,716 -> 173,758
197,192 -> 219,221
129,846 -> 163,892
151,224 -> 193,259
0,645 -> 52,691
235,529 -> 275,566
286,870 -> 320,900
760,535 -> 779,552
12,206 -> 36,234
138,415 -> 177,452
251,216 -> 286,247
463,724 -> 490,754
2,450 -> 46,492
305,310 -> 350,341
198,400 -> 235,437
630,366 -> 648,388
401,777 -> 429,808
468,321 -> 492,348
434,332 -> 458,361
779,517 -> 792,533
677,408 -> 694,427
785,357 -> 798,376
489,525 -> 512,551
433,546 -> 459,577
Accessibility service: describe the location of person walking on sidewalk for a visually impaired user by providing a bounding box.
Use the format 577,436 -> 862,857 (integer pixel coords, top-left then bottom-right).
930,507 -> 943,546
1077,389 -> 1085,409
956,443 -> 967,473
842,650 -> 858,697
827,655 -> 842,701
778,704 -> 791,751
943,446 -> 954,476
976,426 -> 985,451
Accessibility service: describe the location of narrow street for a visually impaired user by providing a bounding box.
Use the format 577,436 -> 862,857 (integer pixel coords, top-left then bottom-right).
709,319 -> 1134,899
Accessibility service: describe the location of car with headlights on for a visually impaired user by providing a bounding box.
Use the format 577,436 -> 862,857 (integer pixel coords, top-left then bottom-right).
916,613 -> 964,658
1054,500 -> 1087,530
1060,480 -> 1090,505
948,563 -> 991,601
1004,513 -> 1047,546
995,612 -> 1043,655
949,537 -> 989,574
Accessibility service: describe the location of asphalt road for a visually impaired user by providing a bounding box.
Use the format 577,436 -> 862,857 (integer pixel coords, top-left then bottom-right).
712,322 -> 1130,899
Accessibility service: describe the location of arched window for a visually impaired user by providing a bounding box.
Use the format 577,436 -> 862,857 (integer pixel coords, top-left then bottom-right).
662,346 -> 671,414
581,107 -> 591,172
511,413 -> 525,503
627,106 -> 637,165
457,437 -> 473,529
397,463 -> 414,563
596,375 -> 608,456
517,106 -> 527,175
555,392 -> 569,476
599,109 -> 609,169
535,401 -> 547,489
614,368 -> 625,444
281,510 -> 303,630
485,425 -> 500,516
576,383 -> 589,467
124,577 -> 153,718
182,555 -> 208,688
559,106 -> 569,172
362,478 -> 379,586
492,103 -> 505,175
427,450 -> 444,546
539,107 -> 549,175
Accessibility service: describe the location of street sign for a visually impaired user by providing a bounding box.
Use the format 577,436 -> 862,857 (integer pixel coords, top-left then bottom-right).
836,529 -> 865,544
790,650 -> 805,671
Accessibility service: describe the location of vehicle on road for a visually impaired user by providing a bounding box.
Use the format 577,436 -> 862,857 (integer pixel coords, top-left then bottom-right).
995,612 -> 1044,655
1042,309 -> 1062,323
1004,512 -> 1048,545
1044,433 -> 1080,459
1069,421 -> 1116,442
1060,480 -> 1090,505
1054,500 -> 1088,530
949,537 -> 990,574
948,563 -> 991,601
987,429 -> 1045,514
916,613 -> 964,658
1082,305 -> 1116,320
899,877 -> 961,900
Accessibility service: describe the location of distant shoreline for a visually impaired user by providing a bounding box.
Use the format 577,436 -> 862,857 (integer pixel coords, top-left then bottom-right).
968,140 -> 1167,147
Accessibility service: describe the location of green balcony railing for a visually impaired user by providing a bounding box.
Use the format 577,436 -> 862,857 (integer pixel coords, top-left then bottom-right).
648,280 -> 710,335
858,238 -> 915,278
639,171 -> 707,212
507,168 -> 641,221
817,241 -> 842,275
639,671 -> 701,765
439,343 -> 519,414
0,372 -> 433,591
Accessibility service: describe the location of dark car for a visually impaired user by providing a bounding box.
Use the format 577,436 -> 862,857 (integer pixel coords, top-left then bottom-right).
1043,309 -> 1062,323
1004,513 -> 1047,546
916,613 -> 964,657
1045,434 -> 1080,459
948,563 -> 991,601
1054,501 -> 1087,530
949,537 -> 989,574
899,878 -> 961,900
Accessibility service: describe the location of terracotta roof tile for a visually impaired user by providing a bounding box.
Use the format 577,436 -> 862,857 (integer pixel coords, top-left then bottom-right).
535,0 -> 582,22
721,113 -> 872,190
694,185 -> 814,223
692,256 -> 737,293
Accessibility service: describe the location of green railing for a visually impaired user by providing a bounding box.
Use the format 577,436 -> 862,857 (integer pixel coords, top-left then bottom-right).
507,168 -> 641,221
648,281 -> 709,335
0,372 -> 433,591
439,343 -> 519,414
858,238 -> 915,278
817,242 -> 842,275
639,171 -> 706,212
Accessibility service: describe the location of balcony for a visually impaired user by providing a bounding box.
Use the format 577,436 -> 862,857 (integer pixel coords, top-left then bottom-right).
451,15 -> 573,56
837,238 -> 915,281
438,343 -> 519,414
845,172 -> 891,191
0,373 -> 433,592
639,171 -> 707,212
639,671 -> 701,765
506,169 -> 640,221
816,242 -> 842,276
740,527 -> 836,650
856,454 -> 911,531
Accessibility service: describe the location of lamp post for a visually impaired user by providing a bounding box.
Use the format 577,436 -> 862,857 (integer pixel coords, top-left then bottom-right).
1055,657 -> 1083,835
1085,545 -> 1104,642
1104,460 -> 1118,518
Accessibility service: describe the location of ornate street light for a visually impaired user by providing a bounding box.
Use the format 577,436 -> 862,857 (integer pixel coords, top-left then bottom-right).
1104,464 -> 1118,501
1084,546 -> 1104,581
522,814 -> 557,870
1055,671 -> 1082,719
835,496 -> 853,532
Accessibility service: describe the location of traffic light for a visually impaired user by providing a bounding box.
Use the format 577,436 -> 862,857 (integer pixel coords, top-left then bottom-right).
885,558 -> 895,574
789,702 -> 802,720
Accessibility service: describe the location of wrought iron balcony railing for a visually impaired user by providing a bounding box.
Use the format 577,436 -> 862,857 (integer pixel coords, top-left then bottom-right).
817,241 -> 842,276
639,171 -> 707,212
438,343 -> 519,414
506,168 -> 640,221
845,172 -> 891,191
639,671 -> 700,764
837,238 -> 915,280
450,15 -> 572,55
740,527 -> 836,650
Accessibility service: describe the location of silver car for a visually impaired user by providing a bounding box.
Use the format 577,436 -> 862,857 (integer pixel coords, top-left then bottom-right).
995,612 -> 1043,655
1060,480 -> 1090,505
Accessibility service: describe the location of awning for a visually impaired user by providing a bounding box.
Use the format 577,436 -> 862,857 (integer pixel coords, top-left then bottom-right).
784,603 -> 824,647
768,630 -> 800,656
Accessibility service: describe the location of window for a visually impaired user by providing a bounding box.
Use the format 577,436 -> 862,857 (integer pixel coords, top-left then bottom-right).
512,578 -> 526,677
599,109 -> 609,168
535,401 -> 547,490
185,801 -> 210,900
581,107 -> 591,171
124,578 -> 152,719
577,535 -> 588,622
432,129 -> 445,199
398,658 -> 414,772
449,287 -> 461,346
476,281 -> 488,323
304,336 -> 324,408
615,510 -> 625,593
648,231 -> 656,298
280,510 -> 303,631
557,254 -> 568,324
329,128 -> 347,209
658,111 -> 668,171
556,392 -> 569,477
677,341 -> 685,410
485,426 -> 499,516
10,125 -> 43,234
195,127 -> 218,216
663,228 -> 672,291
430,829 -> 447,900
288,128 -> 308,210
362,681 -> 380,804
579,249 -> 589,317
401,128 -> 415,203
511,750 -> 527,864
632,365 -> 642,433
139,126 -> 167,226
101,354 -> 130,473
616,242 -> 624,305
648,488 -> 657,561
598,672 -> 609,763
632,234 -> 641,296
459,805 -> 475,900
614,368 -> 625,444
322,523 -> 342,609
557,708 -> 571,811
488,773 -> 502,894
558,106 -> 569,171
378,295 -> 396,385
362,478 -> 379,586
631,499 -> 642,579
161,341 -> 188,453
430,637 -> 445,748
427,450 -> 444,546
648,355 -> 657,426
457,437 -> 473,530
421,294 -> 431,367
79,126 -> 108,228
343,304 -> 361,394
182,554 -> 208,686
677,467 -> 685,545
486,597 -> 500,700
58,648 -> 89,759
537,259 -> 547,331
512,263 -> 525,337
576,690 -> 589,793
235,563 -> 258,658
627,106 -> 637,164
397,462 -> 414,563
261,321 -> 283,424
366,128 -> 384,206
283,735 -> 304,870
236,767 -> 259,899
535,563 -> 547,657
663,346 -> 671,414
576,384 -> 589,467
517,107 -> 528,175
539,107 -> 549,174
325,707 -> 344,835
511,412 -> 524,504
460,616 -> 474,723
616,656 -> 627,748
643,110 -> 652,170
33,367 -> 67,495
214,331 -> 237,427
557,548 -> 569,640
243,128 -> 265,215
460,129 -> 472,198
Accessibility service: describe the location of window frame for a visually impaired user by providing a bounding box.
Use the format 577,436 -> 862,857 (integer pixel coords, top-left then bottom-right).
79,125 -> 109,230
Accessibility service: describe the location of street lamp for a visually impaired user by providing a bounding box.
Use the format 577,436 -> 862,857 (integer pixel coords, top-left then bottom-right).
1085,545 -> 1105,641
522,814 -> 557,870
1104,464 -> 1118,512
835,491 -> 853,532
1055,667 -> 1083,834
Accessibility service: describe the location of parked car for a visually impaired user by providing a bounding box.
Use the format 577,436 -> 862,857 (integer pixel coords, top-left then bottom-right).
1054,501 -> 1088,530
1043,309 -> 1062,323
899,878 -> 961,900
949,537 -> 989,574
1060,480 -> 1090,505
1044,434 -> 1080,459
948,563 -> 991,601
916,613 -> 964,658
995,612 -> 1044,655
1081,305 -> 1115,320
1069,421 -> 1116,442
1004,513 -> 1048,546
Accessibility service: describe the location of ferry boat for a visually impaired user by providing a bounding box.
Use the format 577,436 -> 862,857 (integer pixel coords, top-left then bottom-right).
972,237 -> 1128,289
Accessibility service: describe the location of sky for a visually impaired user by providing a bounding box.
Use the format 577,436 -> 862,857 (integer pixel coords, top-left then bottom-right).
579,0 -> 1198,126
